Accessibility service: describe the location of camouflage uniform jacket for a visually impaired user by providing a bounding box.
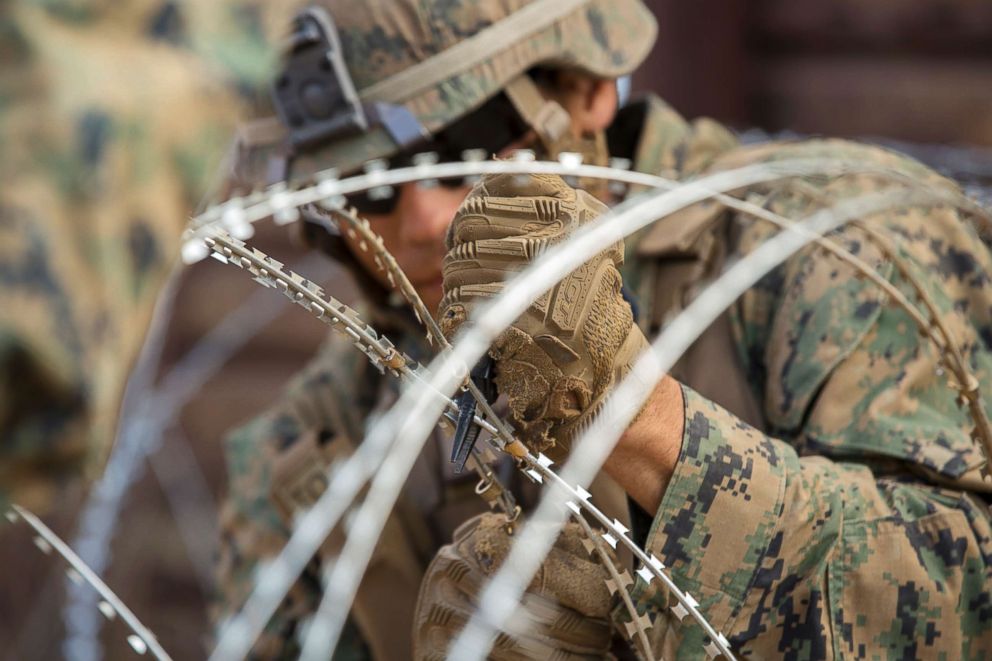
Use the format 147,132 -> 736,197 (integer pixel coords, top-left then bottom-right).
215,267 -> 647,659
212,101 -> 719,660
0,1 -> 280,512
216,94 -> 992,660
618,104 -> 992,658
216,302 -> 425,660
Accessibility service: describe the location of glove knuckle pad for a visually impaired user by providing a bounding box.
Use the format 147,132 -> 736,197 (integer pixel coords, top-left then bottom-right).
439,174 -> 647,459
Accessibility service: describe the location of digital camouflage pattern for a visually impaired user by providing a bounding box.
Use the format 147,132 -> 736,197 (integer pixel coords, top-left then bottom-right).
214,0 -> 992,659
215,300 -> 556,660
245,0 -> 656,182
211,92 -> 740,659
628,138 -> 992,658
0,1 -> 288,511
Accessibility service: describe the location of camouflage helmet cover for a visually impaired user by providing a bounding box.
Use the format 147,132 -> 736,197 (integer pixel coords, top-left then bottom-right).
261,0 -> 657,181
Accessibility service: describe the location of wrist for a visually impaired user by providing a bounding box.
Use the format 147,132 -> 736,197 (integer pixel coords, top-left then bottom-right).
603,375 -> 685,514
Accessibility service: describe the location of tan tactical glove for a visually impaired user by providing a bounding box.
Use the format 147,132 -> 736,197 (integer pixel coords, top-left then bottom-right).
413,512 -> 613,660
439,173 -> 649,459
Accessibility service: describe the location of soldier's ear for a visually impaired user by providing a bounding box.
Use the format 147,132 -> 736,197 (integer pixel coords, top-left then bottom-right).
582,77 -> 620,134
543,69 -> 618,136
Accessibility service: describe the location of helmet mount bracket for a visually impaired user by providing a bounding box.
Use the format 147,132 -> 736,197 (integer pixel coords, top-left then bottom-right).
272,6 -> 428,154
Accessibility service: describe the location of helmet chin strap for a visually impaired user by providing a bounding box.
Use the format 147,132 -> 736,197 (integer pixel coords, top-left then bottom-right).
503,73 -> 612,201
502,74 -> 572,147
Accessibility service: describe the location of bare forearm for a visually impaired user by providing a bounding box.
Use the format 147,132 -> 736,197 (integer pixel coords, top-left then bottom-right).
602,376 -> 684,514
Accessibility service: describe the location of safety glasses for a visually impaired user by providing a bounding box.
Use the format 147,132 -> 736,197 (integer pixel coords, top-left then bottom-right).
344,91 -> 532,215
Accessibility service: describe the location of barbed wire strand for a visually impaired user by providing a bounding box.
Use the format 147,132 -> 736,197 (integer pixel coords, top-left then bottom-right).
213,157 -> 988,656
64,266 -> 183,661
570,512 -> 656,660
147,428 -> 222,594
64,255 -> 333,659
10,505 -> 174,661
448,186 -> 962,660
257,159 -> 867,661
181,151 -> 992,257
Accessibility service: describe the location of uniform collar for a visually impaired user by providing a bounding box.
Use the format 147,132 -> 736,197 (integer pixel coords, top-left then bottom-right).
607,93 -> 739,180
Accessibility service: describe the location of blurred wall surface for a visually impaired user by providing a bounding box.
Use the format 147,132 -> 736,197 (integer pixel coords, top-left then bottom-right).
635,0 -> 992,145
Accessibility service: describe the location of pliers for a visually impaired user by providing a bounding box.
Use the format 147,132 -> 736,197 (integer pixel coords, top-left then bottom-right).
450,356 -> 497,473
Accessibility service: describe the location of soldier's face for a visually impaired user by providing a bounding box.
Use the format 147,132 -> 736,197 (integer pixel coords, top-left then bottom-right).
342,182 -> 471,313
338,74 -> 618,314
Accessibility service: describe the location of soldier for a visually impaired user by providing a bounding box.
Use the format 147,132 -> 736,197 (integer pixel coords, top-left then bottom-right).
215,1 -> 992,660
0,1 -> 285,513
213,0 -> 650,658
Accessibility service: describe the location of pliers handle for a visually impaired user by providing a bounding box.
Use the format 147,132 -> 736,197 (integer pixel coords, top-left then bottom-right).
450,356 -> 497,473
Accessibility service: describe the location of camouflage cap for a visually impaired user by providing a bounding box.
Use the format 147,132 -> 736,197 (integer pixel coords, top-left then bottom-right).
240,0 -> 657,183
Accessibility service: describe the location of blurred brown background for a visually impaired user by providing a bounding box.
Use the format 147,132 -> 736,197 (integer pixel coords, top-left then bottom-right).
4,1 -> 992,659
637,0 -> 992,146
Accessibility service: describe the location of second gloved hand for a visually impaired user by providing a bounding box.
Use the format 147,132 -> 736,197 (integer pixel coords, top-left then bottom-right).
413,512 -> 614,660
439,173 -> 649,460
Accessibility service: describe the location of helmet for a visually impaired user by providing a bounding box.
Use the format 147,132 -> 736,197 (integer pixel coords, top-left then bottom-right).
236,0 -> 657,185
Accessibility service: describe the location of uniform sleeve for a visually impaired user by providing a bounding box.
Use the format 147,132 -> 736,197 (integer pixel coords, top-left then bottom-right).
637,387 -> 992,659
631,185 -> 992,657
212,338 -> 375,660
636,387 -> 833,653
212,412 -> 324,660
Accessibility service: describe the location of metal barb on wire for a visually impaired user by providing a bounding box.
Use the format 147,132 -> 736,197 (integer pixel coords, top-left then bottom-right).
448,186 -> 965,661
9,505 -> 173,661
210,156 -> 986,661
287,161 -> 865,661
202,225 -> 654,660
570,502 -> 656,660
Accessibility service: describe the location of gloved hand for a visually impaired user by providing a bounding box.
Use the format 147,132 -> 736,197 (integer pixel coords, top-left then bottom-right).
439,173 -> 649,460
412,512 -> 614,660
